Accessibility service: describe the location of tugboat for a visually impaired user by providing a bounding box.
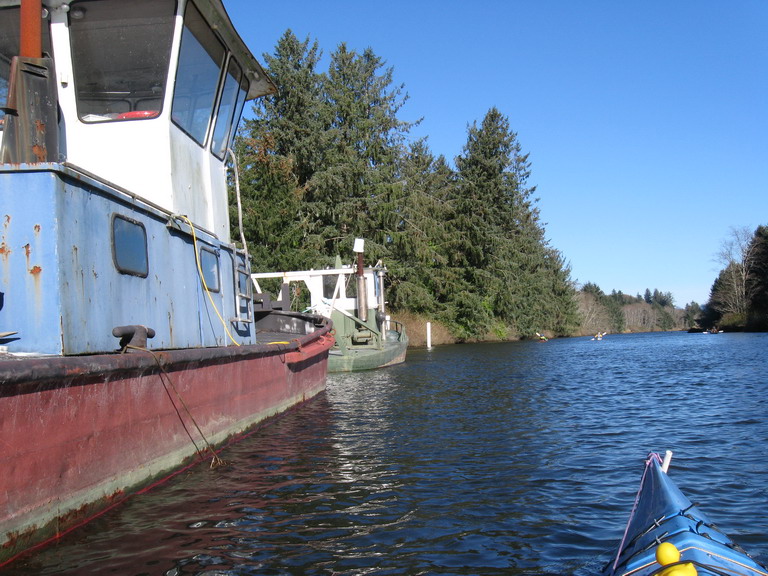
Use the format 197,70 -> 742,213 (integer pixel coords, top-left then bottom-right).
0,0 -> 333,565
253,239 -> 408,372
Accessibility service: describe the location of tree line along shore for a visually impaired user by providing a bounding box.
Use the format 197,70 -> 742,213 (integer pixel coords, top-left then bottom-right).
231,31 -> 765,343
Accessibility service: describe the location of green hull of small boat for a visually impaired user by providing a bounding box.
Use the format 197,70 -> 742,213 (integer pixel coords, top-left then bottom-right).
328,330 -> 408,372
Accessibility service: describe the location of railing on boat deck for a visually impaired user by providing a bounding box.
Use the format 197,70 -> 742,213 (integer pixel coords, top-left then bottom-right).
384,319 -> 407,341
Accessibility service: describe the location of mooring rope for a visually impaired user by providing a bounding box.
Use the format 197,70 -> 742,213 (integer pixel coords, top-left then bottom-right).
125,345 -> 227,469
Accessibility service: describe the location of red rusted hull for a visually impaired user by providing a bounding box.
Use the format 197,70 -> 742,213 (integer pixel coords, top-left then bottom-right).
0,320 -> 333,566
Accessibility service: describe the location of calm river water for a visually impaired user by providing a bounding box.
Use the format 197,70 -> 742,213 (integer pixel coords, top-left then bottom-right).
9,332 -> 768,575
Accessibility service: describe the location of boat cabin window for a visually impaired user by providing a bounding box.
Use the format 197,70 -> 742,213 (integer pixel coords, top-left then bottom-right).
199,247 -> 220,293
237,267 -> 250,299
171,1 -> 225,146
323,275 -> 341,300
0,7 -> 53,129
210,57 -> 248,159
68,0 -> 176,122
346,275 -> 358,298
112,214 -> 149,277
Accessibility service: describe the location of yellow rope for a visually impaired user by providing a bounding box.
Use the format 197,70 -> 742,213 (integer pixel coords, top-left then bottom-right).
180,215 -> 240,347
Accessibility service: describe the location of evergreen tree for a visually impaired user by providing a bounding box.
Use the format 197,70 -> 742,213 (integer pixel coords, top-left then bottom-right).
746,225 -> 768,330
683,301 -> 701,328
653,303 -> 675,330
706,268 -> 735,327
234,30 -> 327,271
252,30 -> 325,186
582,282 -> 604,297
452,107 -> 577,337
598,293 -> 625,333
644,288 -> 653,304
232,32 -> 581,339
540,248 -> 580,334
236,33 -> 416,269
308,43 -> 414,258
386,140 -> 454,315
651,289 -> 674,308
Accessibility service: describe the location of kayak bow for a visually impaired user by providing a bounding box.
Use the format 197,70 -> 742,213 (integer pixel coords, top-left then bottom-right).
604,451 -> 768,576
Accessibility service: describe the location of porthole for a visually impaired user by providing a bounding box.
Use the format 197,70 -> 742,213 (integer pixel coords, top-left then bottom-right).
199,246 -> 220,293
112,214 -> 148,277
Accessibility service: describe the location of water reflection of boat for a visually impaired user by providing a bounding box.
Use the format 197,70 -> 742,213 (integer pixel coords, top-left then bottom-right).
604,452 -> 768,576
0,0 -> 333,565
253,239 -> 408,372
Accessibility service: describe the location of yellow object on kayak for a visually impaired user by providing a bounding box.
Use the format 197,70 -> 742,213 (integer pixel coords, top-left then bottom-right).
656,543 -> 697,576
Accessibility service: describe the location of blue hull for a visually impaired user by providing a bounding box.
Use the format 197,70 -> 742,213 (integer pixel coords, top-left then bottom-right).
604,453 -> 767,576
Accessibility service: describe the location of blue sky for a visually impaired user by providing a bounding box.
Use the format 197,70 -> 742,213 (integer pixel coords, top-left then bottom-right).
226,1 -> 768,306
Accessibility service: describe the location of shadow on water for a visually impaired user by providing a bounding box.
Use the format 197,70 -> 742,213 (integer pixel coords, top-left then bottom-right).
11,332 -> 768,575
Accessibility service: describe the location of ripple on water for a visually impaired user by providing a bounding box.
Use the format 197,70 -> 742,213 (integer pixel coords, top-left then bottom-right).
12,332 -> 768,575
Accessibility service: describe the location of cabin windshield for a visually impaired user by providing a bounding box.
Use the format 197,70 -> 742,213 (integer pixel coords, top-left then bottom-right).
68,0 -> 176,122
171,1 -> 224,145
172,0 -> 251,153
0,7 -> 53,130
210,57 -> 247,159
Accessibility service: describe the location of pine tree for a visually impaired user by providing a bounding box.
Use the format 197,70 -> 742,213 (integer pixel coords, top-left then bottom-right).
234,31 -> 327,271
451,107 -> 577,337
746,225 -> 768,330
233,33 -> 580,339
308,43 -> 414,258
385,140 -> 454,314
644,288 -> 653,304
